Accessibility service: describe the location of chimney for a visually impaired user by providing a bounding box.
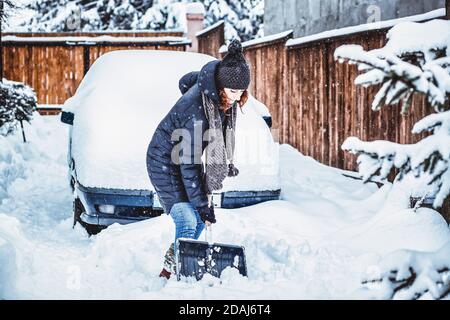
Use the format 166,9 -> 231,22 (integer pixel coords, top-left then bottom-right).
186,3 -> 205,52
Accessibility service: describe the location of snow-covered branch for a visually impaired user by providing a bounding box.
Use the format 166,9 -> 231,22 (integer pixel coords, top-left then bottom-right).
0,0 -> 14,22
335,43 -> 450,112
342,126 -> 450,208
361,242 -> 450,300
336,19 -> 450,208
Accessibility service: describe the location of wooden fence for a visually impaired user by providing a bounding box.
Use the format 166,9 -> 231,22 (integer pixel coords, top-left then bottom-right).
203,13 -> 450,220
196,21 -> 224,59
284,30 -> 433,171
240,31 -> 294,146
208,14 -> 444,173
1,31 -> 190,109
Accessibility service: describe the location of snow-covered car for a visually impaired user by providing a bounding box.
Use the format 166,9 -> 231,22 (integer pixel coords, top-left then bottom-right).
61,50 -> 280,234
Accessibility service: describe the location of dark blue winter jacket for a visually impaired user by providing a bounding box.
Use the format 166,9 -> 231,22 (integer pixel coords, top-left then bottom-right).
146,60 -> 227,214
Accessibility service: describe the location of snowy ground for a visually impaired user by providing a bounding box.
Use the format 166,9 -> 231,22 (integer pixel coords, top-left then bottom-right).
0,113 -> 449,299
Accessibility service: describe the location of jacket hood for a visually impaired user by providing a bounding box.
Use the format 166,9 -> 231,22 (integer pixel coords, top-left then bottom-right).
197,60 -> 221,104
178,60 -> 221,104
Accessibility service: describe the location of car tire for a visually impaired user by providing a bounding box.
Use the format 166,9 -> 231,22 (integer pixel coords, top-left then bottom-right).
83,223 -> 106,236
73,198 -> 106,236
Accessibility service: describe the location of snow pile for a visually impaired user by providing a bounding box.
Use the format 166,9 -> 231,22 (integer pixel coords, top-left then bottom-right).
64,50 -> 279,192
0,116 -> 449,299
0,114 -> 72,235
0,114 -> 72,298
0,215 -> 20,299
279,145 -> 450,256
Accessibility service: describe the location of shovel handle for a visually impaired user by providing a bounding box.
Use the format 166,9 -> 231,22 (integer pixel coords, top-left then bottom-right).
207,194 -> 213,208
205,224 -> 213,243
205,194 -> 213,226
204,194 -> 213,242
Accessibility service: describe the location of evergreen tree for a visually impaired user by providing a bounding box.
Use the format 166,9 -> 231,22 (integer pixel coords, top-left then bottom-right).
334,19 -> 450,208
16,0 -> 263,41
0,79 -> 37,141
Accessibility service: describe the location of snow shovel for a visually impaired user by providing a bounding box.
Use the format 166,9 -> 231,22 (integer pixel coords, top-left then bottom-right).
175,196 -> 247,281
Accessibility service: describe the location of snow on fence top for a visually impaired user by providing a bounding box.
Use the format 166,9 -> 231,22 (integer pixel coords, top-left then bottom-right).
2,35 -> 191,45
286,8 -> 446,48
195,20 -> 224,37
3,30 -> 185,35
220,30 -> 294,54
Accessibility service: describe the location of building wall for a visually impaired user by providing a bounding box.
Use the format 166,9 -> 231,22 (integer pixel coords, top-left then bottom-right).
265,0 -> 445,37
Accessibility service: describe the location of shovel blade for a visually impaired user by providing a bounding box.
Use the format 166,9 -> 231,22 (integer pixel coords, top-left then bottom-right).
176,239 -> 247,281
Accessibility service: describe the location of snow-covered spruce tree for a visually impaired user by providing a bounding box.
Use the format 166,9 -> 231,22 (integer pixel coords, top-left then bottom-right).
0,0 -> 14,20
334,19 -> 450,209
201,0 -> 264,42
20,0 -> 263,41
137,0 -> 185,31
0,79 -> 37,141
360,242 -> 450,299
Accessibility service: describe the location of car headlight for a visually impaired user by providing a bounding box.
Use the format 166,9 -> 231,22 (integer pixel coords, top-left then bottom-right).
97,205 -> 115,214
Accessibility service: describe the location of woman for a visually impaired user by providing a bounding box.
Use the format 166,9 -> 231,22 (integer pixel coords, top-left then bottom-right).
146,39 -> 251,280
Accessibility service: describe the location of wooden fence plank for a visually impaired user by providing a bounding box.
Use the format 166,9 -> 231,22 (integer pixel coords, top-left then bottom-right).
196,21 -> 225,59
2,33 -> 189,108
240,26 -> 435,172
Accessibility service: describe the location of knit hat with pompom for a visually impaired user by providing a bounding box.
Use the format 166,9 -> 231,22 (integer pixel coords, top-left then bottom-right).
216,39 -> 250,90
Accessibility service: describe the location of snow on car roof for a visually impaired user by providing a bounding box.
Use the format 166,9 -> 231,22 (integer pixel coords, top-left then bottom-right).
64,50 -> 279,192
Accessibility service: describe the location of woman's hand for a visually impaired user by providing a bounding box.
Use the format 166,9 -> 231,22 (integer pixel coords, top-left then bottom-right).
228,163 -> 239,177
197,205 -> 216,224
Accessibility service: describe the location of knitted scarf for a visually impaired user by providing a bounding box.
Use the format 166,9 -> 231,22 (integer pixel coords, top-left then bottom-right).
201,92 -> 238,194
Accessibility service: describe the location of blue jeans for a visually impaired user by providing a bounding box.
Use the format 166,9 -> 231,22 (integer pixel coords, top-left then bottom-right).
170,202 -> 205,251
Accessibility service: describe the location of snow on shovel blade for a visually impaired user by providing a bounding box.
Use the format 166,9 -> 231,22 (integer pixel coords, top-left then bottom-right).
176,239 -> 247,281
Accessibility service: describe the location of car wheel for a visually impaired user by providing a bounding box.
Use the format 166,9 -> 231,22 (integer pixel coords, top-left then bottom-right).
83,223 -> 106,236
73,198 -> 106,236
